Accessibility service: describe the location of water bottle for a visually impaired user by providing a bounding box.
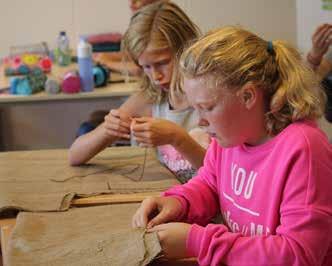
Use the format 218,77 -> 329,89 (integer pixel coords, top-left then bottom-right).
77,37 -> 94,92
56,31 -> 71,66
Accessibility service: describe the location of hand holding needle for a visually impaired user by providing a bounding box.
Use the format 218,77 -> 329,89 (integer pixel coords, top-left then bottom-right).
131,118 -> 147,181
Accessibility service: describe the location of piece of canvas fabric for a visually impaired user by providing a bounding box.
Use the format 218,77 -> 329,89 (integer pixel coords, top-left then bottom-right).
0,147 -> 179,214
6,203 -> 161,266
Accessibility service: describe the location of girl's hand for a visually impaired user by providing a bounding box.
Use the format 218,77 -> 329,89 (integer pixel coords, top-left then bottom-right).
131,117 -> 186,147
309,24 -> 332,63
148,222 -> 192,259
103,109 -> 131,139
132,196 -> 183,229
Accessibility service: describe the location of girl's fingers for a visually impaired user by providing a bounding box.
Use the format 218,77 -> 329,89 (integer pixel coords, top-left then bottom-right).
136,137 -> 153,145
132,213 -> 138,228
316,26 -> 332,47
321,28 -> 332,47
133,131 -> 152,139
105,114 -> 131,129
313,24 -> 330,40
132,210 -> 142,228
105,124 -> 130,135
132,206 -> 147,228
106,118 -> 131,129
134,117 -> 152,123
139,212 -> 148,228
147,209 -> 171,229
135,134 -> 154,144
110,109 -> 120,117
104,117 -> 130,132
135,198 -> 159,228
132,122 -> 150,132
105,129 -> 130,139
109,109 -> 132,125
147,223 -> 167,232
120,120 -> 132,129
119,118 -> 131,129
327,37 -> 332,47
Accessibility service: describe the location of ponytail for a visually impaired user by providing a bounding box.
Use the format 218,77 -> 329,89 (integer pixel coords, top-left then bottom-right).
266,41 -> 326,134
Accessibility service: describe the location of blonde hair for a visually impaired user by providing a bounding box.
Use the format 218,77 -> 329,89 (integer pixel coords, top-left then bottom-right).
122,0 -> 200,103
180,26 -> 326,135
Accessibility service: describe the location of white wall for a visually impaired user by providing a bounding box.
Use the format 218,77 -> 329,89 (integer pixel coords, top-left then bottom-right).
0,0 -> 297,58
178,0 -> 296,43
296,0 -> 332,138
0,0 -> 131,57
296,0 -> 332,53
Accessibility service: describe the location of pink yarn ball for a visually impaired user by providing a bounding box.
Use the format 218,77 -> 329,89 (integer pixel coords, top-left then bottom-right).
61,71 -> 81,93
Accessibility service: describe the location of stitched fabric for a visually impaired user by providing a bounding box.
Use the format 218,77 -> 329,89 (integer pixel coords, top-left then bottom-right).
0,147 -> 178,214
6,204 -> 161,266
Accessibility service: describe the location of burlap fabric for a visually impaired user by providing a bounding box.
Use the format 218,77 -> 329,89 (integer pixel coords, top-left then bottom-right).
6,203 -> 161,266
0,147 -> 179,214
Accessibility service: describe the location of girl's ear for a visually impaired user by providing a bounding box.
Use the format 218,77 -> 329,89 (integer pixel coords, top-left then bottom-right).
238,82 -> 257,109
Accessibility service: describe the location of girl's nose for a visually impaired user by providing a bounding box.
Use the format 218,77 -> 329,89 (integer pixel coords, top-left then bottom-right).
151,69 -> 163,83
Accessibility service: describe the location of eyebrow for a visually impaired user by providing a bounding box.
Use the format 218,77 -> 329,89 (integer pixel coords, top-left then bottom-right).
195,94 -> 218,104
138,51 -> 172,66
147,46 -> 171,54
194,99 -> 217,106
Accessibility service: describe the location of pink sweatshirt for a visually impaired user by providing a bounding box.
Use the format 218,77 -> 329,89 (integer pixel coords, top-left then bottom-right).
164,121 -> 332,266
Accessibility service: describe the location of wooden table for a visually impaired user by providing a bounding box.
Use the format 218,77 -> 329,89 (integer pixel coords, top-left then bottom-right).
0,145 -> 187,265
0,64 -> 138,151
72,191 -> 160,206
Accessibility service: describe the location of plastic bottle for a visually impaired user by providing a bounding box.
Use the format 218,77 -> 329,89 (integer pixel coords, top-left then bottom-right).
56,31 -> 71,66
77,37 -> 94,92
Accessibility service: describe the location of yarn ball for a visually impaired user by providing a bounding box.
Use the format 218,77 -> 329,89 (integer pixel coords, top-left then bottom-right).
61,72 -> 81,93
45,78 -> 60,94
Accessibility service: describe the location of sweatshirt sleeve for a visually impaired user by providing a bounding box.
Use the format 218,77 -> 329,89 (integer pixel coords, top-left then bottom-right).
186,130 -> 332,266
163,139 -> 220,225
187,209 -> 331,266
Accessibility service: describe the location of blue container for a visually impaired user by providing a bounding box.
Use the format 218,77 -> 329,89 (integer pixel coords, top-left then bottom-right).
77,37 -> 94,92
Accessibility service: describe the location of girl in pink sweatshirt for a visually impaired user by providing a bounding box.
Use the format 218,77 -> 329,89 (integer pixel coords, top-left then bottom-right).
132,26 -> 332,266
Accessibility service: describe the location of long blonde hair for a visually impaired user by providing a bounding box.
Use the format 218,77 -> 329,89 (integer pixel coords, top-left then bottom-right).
180,26 -> 326,135
122,0 -> 200,103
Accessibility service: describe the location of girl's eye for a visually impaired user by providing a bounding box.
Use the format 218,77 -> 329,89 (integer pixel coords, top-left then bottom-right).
197,105 -> 214,114
158,60 -> 169,66
204,105 -> 214,112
